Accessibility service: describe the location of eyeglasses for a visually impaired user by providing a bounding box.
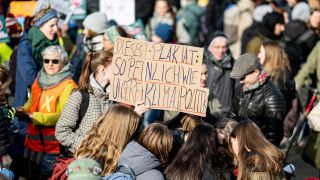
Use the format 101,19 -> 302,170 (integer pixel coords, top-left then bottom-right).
43,59 -> 60,64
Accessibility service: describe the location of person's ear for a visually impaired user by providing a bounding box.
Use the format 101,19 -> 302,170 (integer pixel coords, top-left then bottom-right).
253,69 -> 260,76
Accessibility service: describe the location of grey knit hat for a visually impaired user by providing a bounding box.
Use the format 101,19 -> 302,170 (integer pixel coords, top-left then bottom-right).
230,53 -> 261,79
83,12 -> 109,34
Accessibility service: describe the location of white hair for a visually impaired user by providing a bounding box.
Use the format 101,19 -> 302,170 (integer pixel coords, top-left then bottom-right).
208,36 -> 229,50
41,45 -> 68,64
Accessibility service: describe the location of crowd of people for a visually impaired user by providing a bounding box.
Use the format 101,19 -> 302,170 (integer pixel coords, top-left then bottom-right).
0,0 -> 320,179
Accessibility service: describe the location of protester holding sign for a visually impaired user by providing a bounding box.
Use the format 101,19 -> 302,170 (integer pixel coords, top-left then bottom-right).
56,50 -> 149,154
56,51 -> 114,154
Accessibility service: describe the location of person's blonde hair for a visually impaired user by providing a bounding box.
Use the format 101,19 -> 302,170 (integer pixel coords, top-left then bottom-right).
230,121 -> 284,180
261,41 -> 290,85
75,105 -> 140,175
137,123 -> 173,165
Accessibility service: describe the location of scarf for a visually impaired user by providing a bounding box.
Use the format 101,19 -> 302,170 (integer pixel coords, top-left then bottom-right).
38,63 -> 72,89
84,34 -> 104,52
243,70 -> 268,92
27,26 -> 59,67
89,73 -> 109,93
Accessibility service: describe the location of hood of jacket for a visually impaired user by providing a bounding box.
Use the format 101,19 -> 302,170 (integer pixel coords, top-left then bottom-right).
118,141 -> 161,176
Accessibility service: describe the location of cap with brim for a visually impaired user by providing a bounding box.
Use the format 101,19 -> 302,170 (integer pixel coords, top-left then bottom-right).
230,53 -> 261,79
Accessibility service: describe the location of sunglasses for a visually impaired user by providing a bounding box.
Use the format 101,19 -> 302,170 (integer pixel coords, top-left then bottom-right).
43,59 -> 60,64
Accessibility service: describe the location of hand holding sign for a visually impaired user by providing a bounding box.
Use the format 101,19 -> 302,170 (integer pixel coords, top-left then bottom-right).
134,101 -> 150,116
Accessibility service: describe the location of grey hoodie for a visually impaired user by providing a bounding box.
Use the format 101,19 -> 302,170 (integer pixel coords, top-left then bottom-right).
118,141 -> 165,180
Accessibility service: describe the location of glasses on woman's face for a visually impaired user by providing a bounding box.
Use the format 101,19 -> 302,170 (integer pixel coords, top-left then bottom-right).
43,59 -> 60,64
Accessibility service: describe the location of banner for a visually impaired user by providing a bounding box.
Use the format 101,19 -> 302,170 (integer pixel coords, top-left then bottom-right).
110,37 -> 209,117
0,16 -> 9,43
99,0 -> 135,26
9,1 -> 37,17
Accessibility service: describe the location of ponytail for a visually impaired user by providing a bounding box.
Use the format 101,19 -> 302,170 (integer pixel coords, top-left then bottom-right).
78,52 -> 94,91
78,51 -> 113,92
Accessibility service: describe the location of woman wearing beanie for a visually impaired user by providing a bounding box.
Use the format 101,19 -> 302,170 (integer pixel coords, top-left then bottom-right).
14,6 -> 59,109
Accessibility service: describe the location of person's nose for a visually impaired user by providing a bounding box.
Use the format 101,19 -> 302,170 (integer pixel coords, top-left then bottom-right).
53,25 -> 58,33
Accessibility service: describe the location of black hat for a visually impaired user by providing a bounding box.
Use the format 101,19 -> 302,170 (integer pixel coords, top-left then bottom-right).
262,12 -> 285,32
284,20 -> 308,41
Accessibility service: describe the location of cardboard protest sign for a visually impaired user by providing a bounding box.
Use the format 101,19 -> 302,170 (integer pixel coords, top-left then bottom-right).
99,0 -> 135,26
9,1 -> 38,17
0,16 -> 9,43
110,37 -> 209,117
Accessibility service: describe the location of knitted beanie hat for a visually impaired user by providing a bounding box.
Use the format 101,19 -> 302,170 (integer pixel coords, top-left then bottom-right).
83,12 -> 109,34
154,23 -> 173,43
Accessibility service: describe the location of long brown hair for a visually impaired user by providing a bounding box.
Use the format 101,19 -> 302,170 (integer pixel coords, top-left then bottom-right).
180,114 -> 203,140
78,50 -> 113,92
165,124 -> 221,180
137,123 -> 173,165
261,41 -> 290,85
75,105 -> 140,175
230,121 -> 284,180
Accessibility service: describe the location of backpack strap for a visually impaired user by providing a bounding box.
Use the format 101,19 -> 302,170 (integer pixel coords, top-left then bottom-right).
73,90 -> 90,132
60,91 -> 90,157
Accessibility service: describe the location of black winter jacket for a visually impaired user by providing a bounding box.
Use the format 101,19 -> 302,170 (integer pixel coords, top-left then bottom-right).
234,81 -> 286,146
206,51 -> 235,118
0,107 -> 10,155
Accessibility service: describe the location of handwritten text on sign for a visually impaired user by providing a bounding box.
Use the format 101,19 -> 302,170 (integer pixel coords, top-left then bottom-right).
110,37 -> 209,117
